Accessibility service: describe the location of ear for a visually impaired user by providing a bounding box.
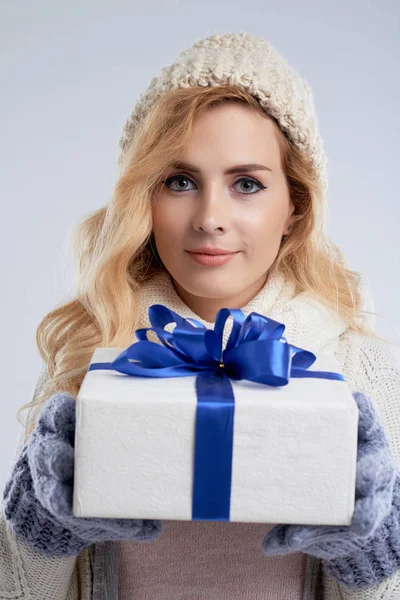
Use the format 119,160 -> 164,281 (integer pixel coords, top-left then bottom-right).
283,204 -> 296,235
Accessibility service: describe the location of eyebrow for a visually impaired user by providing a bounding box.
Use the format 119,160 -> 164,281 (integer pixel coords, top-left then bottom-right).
169,161 -> 273,174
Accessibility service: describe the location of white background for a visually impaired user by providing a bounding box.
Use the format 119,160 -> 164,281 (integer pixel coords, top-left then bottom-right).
1,0 -> 399,488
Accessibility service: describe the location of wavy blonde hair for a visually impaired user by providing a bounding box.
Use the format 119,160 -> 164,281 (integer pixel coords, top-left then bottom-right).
18,84 -> 382,442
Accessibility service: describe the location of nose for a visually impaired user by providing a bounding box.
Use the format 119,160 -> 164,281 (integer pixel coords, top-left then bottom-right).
191,184 -> 231,235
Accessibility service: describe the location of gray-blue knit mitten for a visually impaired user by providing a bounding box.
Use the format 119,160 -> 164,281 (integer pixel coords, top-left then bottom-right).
3,392 -> 163,558
260,391 -> 400,588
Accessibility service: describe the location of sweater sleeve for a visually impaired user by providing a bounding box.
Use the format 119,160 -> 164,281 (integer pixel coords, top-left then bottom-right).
0,363 -> 90,600
321,331 -> 400,600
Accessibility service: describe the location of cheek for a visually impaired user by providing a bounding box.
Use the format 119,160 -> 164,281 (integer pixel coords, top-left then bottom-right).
152,203 -> 181,239
240,204 -> 288,244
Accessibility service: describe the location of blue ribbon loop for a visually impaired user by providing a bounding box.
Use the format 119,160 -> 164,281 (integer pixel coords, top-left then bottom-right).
88,304 -> 344,521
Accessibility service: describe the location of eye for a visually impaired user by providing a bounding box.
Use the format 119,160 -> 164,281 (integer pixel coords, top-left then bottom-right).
162,174 -> 196,192
233,177 -> 267,195
162,174 -> 267,195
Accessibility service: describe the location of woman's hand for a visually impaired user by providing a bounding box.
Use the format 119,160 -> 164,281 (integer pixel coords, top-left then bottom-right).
260,391 -> 398,561
3,392 -> 162,558
27,392 -> 163,544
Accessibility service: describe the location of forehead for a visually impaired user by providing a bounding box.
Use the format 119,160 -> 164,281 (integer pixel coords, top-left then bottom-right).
180,103 -> 281,172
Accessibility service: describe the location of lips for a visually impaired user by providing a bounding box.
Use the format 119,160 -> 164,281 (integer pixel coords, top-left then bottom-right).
186,250 -> 238,266
189,249 -> 235,255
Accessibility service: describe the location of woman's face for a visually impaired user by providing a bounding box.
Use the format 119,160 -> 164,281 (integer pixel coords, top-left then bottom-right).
152,102 -> 294,322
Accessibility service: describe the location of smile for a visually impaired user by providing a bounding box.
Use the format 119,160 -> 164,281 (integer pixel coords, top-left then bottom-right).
186,251 -> 239,266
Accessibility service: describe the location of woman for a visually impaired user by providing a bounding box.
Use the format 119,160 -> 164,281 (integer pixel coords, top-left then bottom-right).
2,31 -> 400,600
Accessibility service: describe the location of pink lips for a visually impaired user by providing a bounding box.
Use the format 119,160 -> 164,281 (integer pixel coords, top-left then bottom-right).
186,251 -> 238,266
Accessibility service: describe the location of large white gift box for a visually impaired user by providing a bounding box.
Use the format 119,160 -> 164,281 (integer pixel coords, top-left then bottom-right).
73,347 -> 358,525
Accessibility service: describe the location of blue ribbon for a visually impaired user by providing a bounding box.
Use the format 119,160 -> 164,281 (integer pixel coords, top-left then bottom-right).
88,304 -> 344,521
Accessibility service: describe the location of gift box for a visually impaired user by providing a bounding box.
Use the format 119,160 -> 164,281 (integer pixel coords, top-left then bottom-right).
72,305 -> 358,526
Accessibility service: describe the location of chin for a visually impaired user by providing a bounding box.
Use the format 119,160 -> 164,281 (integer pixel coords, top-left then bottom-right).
179,274 -> 241,299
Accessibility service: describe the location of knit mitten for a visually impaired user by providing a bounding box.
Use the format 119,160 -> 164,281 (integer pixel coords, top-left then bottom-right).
322,475 -> 400,587
260,391 -> 400,588
3,392 -> 163,558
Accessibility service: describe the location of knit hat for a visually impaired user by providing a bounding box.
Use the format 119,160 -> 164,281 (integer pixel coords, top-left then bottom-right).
117,32 -> 328,194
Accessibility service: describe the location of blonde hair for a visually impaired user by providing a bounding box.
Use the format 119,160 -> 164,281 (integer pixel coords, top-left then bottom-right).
18,84 -> 382,442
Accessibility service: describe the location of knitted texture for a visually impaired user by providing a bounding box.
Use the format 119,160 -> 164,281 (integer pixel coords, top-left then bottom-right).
2,445 -> 90,558
322,475 -> 400,587
135,270 -> 349,355
2,270 -> 400,599
10,374 -> 396,572
124,270 -> 400,594
118,521 -> 306,600
117,32 -> 328,195
2,392 -> 163,558
260,390 -> 399,587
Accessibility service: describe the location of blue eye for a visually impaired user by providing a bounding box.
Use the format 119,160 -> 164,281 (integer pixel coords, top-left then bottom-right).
162,174 -> 267,195
234,177 -> 266,195
163,175 -> 196,192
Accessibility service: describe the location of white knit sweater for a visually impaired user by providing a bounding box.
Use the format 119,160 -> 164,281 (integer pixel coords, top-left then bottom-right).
1,269 -> 400,600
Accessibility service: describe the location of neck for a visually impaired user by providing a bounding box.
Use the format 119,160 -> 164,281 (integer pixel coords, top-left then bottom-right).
136,268 -> 349,355
170,272 -> 269,323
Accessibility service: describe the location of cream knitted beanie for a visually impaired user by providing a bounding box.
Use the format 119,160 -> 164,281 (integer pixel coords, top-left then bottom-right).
117,31 -> 328,194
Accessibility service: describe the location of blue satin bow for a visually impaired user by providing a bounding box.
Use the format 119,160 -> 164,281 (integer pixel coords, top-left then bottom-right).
88,304 -> 344,521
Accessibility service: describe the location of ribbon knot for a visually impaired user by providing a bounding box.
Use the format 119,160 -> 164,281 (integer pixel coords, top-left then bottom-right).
88,304 -> 344,521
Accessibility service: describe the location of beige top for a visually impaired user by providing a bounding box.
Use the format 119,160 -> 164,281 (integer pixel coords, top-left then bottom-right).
119,521 -> 306,599
2,269 -> 400,599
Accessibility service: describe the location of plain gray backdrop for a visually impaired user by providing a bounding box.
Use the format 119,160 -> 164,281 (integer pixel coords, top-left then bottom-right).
1,1 -> 399,489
